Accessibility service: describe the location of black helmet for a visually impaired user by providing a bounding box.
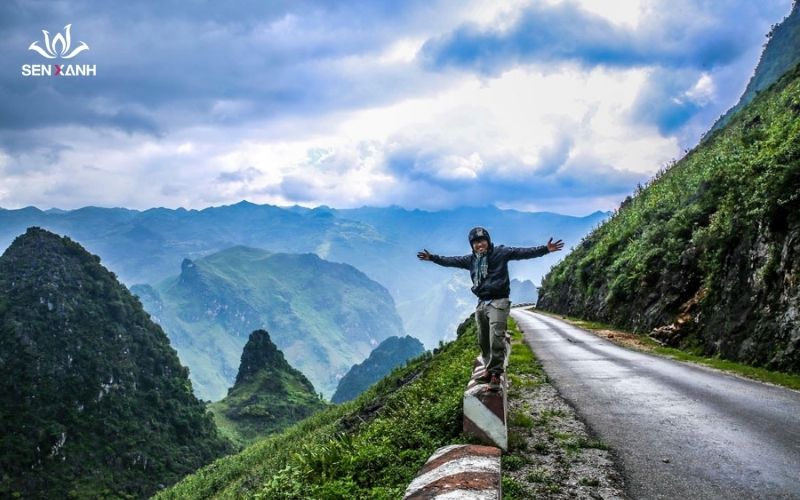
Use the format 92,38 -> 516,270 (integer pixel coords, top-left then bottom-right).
468,226 -> 491,245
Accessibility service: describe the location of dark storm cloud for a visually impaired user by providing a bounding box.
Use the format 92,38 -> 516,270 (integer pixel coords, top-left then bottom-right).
382,145 -> 646,209
420,0 -> 787,74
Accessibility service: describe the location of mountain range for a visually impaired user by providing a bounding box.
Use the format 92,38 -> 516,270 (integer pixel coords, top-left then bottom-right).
0,204 -> 607,349
131,245 -> 404,400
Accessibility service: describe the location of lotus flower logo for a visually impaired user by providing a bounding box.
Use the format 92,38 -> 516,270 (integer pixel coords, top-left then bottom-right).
29,24 -> 89,59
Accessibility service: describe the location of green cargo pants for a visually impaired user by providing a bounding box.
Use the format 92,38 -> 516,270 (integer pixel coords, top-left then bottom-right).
475,298 -> 510,374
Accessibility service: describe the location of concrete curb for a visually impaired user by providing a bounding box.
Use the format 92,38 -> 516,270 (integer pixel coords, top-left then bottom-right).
462,333 -> 511,450
402,444 -> 502,499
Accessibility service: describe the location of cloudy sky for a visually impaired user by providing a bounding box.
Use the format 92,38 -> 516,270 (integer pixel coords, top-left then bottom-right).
0,0 -> 793,215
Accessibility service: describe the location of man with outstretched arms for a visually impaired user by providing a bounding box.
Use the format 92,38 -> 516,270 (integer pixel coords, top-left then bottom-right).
418,227 -> 564,389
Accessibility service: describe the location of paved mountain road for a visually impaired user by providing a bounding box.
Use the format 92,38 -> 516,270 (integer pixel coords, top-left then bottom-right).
511,308 -> 800,499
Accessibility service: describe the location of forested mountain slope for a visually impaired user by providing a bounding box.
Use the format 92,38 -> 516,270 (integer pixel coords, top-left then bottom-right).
0,228 -> 230,498
210,329 -> 328,446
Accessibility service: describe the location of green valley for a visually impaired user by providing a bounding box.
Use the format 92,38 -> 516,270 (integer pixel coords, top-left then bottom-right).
132,246 -> 405,401
156,318 -> 478,499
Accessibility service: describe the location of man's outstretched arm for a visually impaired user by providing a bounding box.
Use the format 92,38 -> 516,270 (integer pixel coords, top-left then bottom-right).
417,249 -> 471,269
506,237 -> 565,260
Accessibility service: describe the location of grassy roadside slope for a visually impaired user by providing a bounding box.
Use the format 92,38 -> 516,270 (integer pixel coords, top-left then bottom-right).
501,317 -> 624,499
155,318 -> 479,499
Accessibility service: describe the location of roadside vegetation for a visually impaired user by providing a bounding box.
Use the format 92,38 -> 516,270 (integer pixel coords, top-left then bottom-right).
537,309 -> 800,391
156,318 -> 479,499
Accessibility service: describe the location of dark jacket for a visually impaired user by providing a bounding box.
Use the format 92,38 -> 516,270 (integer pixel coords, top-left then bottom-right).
430,243 -> 549,300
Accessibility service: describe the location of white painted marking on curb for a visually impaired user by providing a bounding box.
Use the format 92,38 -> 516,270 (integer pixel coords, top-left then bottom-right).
436,490 -> 499,499
404,456 -> 499,496
463,391 -> 507,450
426,444 -> 464,464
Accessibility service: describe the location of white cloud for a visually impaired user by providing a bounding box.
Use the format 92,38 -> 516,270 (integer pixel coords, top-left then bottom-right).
0,60 -> 684,212
684,73 -> 716,105
573,0 -> 645,27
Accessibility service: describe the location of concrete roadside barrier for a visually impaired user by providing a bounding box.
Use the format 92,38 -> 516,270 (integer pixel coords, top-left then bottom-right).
462,333 -> 510,450
402,444 -> 502,499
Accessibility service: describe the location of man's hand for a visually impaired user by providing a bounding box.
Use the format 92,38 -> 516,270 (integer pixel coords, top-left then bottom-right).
417,249 -> 433,261
547,238 -> 564,253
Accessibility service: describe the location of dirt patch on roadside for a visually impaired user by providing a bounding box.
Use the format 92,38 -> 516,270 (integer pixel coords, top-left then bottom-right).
537,309 -> 657,353
592,328 -> 655,352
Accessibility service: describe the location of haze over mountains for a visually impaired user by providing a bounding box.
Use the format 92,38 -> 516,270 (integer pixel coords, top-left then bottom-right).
132,246 -> 403,400
0,204 -> 606,352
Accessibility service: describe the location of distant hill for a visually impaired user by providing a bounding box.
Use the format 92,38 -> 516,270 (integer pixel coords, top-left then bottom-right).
332,335 -> 426,403
0,228 -> 230,498
0,203 -> 606,348
510,278 -> 538,304
539,14 -> 800,374
708,2 -> 800,135
132,246 -> 405,400
210,329 -> 328,446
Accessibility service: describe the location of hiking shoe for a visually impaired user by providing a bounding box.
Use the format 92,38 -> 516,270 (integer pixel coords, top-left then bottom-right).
488,374 -> 502,391
474,370 -> 491,383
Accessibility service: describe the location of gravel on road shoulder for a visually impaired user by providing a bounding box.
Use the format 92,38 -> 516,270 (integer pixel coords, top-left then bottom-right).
502,318 -> 627,500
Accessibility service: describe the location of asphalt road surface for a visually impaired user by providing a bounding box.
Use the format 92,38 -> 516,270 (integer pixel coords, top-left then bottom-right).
511,308 -> 800,499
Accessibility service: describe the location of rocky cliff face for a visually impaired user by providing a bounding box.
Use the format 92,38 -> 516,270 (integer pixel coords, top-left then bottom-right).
538,41 -> 800,373
0,227 -> 230,498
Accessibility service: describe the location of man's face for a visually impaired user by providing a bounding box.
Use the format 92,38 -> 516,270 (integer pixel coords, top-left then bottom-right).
471,238 -> 489,254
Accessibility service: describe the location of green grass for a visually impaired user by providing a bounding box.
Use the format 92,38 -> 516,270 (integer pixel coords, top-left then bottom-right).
505,317 -> 545,458
578,438 -> 609,450
650,345 -> 800,390
507,319 -> 542,376
508,410 -> 535,429
505,317 -> 560,465
526,468 -> 551,484
501,476 -> 531,499
502,454 -> 527,471
538,309 -> 800,391
579,477 -> 601,487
